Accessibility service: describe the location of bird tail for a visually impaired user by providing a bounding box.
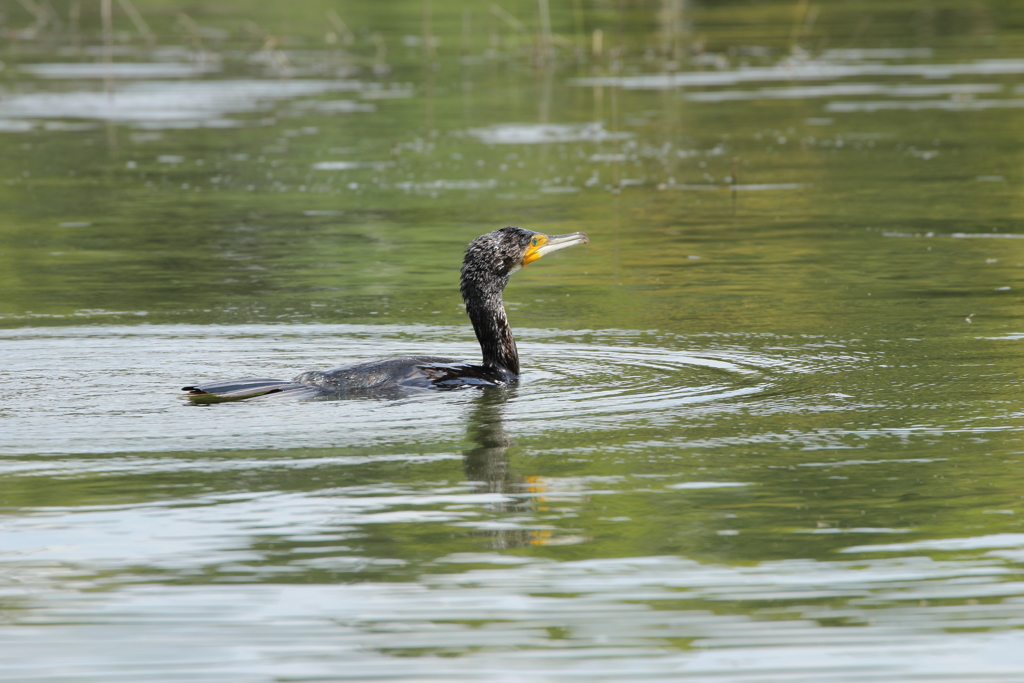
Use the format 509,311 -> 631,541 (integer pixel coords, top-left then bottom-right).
181,378 -> 323,403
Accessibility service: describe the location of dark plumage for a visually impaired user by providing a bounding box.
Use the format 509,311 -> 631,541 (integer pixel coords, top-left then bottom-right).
182,226 -> 589,402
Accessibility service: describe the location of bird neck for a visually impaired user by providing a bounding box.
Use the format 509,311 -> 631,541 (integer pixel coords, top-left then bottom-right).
461,275 -> 520,377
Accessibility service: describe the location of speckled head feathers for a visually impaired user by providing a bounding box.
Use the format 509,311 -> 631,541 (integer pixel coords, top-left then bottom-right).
462,226 -> 538,282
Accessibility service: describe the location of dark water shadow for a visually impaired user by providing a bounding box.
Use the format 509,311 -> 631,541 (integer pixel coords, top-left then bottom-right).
462,386 -> 535,549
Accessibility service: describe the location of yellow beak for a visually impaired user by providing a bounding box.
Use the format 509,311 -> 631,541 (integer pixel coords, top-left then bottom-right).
522,232 -> 590,266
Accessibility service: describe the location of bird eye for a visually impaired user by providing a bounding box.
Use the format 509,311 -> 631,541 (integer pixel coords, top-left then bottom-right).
531,237 -> 539,246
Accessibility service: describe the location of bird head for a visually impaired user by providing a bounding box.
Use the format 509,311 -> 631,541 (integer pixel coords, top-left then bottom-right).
463,226 -> 590,281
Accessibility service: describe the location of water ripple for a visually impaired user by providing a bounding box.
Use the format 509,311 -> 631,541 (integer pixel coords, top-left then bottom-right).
0,324 -> 847,456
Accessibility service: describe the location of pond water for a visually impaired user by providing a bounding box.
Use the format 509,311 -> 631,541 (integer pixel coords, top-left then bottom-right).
2,1 -> 1024,680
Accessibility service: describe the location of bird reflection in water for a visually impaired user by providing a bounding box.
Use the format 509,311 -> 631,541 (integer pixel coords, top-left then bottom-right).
462,388 -> 561,549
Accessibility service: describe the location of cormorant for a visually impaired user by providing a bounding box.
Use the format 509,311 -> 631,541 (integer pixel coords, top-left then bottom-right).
182,226 -> 589,402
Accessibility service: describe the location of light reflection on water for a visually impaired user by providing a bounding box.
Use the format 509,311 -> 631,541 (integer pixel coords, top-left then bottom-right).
0,79 -> 374,127
1,554 -> 1022,681
574,57 -> 1024,89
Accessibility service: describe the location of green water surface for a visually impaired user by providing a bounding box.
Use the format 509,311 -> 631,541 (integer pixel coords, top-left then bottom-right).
2,1 -> 1024,680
